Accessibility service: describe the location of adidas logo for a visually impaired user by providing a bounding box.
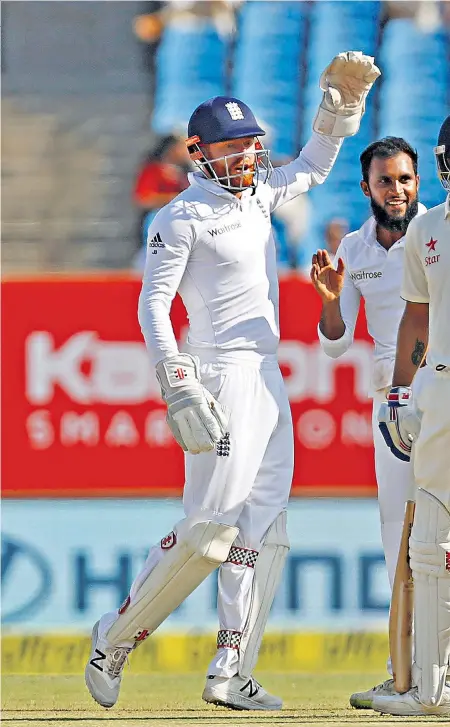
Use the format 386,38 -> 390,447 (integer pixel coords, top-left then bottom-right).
148,232 -> 165,252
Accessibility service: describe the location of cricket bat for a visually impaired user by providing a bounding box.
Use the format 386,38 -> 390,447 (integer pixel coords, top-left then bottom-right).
389,499 -> 415,694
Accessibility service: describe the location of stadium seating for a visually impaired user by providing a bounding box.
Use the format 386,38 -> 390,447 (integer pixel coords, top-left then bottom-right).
152,23 -> 228,135
299,1 -> 381,261
378,19 -> 450,210
149,4 -> 450,266
232,1 -> 307,159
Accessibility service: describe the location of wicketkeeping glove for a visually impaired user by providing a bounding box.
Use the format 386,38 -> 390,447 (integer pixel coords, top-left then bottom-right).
155,353 -> 229,454
313,50 -> 381,137
378,387 -> 422,462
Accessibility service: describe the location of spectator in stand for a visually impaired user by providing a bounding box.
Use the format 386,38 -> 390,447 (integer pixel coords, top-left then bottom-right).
324,217 -> 349,263
299,217 -> 349,278
384,0 -> 442,31
132,134 -> 190,263
133,1 -> 240,43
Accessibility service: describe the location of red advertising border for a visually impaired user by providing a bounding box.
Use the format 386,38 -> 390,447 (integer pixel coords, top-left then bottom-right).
2,273 -> 376,498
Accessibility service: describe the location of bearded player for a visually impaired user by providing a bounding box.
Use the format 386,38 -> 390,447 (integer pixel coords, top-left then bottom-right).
311,136 -> 428,708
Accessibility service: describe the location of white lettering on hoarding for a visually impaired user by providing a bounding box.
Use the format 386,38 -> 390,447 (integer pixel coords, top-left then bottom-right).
296,410 -> 336,449
145,411 -> 173,446
26,410 -> 54,450
104,411 -> 140,447
26,332 -> 94,404
26,332 -> 159,405
341,411 -> 373,446
60,412 -> 99,446
23,332 -> 374,451
278,340 -> 372,403
91,341 -> 152,403
25,333 -> 372,406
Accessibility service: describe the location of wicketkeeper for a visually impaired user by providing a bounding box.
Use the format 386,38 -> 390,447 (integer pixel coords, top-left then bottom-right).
84,52 -> 380,711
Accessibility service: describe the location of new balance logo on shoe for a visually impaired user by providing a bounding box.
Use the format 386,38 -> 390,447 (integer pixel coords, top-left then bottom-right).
240,678 -> 259,699
90,649 -> 106,672
148,232 -> 165,253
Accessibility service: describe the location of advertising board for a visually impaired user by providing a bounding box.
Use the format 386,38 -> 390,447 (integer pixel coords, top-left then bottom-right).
2,276 -> 376,497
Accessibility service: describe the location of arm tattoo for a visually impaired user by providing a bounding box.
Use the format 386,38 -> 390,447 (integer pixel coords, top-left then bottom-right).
411,339 -> 425,367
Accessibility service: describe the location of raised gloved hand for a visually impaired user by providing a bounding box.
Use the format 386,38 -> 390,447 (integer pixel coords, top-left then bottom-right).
313,51 -> 381,137
156,353 -> 228,454
378,387 -> 422,462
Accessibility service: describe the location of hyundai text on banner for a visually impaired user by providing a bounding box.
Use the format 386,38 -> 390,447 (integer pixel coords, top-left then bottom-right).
2,498 -> 390,630
1,275 -> 376,497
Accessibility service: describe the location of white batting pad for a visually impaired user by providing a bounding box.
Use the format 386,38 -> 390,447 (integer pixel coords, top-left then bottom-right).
410,487 -> 450,707
238,511 -> 290,679
107,521 -> 238,644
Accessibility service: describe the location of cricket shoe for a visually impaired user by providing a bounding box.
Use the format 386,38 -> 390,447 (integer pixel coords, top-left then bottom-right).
84,614 -> 132,708
202,674 -> 282,710
372,683 -> 450,716
349,678 -> 396,709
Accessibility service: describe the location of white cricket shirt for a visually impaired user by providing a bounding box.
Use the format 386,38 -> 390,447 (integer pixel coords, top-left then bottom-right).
401,196 -> 450,369
318,204 -> 427,391
139,132 -> 342,364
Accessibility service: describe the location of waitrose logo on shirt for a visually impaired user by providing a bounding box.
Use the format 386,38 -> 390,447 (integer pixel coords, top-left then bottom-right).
350,269 -> 383,281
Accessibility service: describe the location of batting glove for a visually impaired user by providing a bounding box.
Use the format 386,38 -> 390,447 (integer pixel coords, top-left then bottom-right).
313,51 -> 381,137
378,387 -> 421,462
156,353 -> 229,454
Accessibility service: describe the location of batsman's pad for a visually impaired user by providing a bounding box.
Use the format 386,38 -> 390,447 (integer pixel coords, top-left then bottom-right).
410,488 -> 450,707
107,521 -> 238,644
238,511 -> 290,679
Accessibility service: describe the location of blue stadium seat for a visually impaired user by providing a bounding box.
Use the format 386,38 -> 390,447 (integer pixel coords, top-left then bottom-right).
297,1 -> 381,263
152,24 -> 228,134
302,1 -> 380,140
378,19 -> 450,210
232,1 -> 307,158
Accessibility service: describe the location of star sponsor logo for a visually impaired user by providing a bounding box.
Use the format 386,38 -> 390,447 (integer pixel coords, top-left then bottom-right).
425,237 -> 440,266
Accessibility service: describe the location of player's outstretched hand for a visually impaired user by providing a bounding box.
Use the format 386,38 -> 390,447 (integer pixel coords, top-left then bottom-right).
156,353 -> 229,454
310,249 -> 345,303
313,51 -> 381,137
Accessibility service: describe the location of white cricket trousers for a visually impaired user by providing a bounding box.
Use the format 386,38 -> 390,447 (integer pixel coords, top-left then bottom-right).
128,353 -> 294,677
413,367 -> 450,509
372,366 -> 429,588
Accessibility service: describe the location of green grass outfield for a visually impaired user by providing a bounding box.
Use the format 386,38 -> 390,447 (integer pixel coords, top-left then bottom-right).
2,674 -> 447,727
